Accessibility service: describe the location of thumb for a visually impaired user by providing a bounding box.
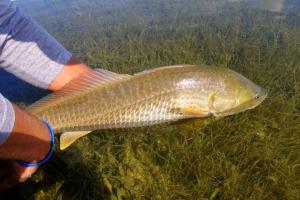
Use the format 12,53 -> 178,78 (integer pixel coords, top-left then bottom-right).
0,161 -> 38,191
10,161 -> 39,182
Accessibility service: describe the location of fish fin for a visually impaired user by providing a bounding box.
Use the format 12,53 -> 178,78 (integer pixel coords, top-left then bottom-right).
134,65 -> 196,75
94,68 -> 131,80
60,131 -> 92,150
26,69 -> 132,114
180,106 -> 210,117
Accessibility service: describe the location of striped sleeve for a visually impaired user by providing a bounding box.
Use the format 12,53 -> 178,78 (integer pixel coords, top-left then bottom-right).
0,0 -> 72,89
0,94 -> 14,145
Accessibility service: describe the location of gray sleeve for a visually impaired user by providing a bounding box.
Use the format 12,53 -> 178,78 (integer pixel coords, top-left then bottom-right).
0,0 -> 72,89
0,94 -> 14,145
0,0 -> 72,144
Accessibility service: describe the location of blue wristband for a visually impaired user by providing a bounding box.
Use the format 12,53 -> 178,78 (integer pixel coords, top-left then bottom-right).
16,120 -> 55,167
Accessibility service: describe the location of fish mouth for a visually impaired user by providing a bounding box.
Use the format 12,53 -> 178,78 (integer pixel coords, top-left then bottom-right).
214,90 -> 268,117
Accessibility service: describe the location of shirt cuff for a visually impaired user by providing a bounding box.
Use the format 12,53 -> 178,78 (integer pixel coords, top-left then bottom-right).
0,94 -> 15,145
0,5 -> 72,89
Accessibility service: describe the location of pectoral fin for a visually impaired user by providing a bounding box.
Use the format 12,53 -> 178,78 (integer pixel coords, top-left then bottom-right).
60,131 -> 92,150
180,106 -> 209,117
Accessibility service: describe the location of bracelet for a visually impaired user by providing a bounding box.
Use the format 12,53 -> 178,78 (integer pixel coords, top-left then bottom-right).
16,120 -> 55,167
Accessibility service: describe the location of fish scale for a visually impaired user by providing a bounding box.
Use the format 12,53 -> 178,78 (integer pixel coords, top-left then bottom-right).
72,89 -> 180,131
26,65 -> 267,149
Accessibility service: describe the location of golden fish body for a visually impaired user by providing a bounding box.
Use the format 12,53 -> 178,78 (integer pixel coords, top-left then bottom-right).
27,65 -> 267,149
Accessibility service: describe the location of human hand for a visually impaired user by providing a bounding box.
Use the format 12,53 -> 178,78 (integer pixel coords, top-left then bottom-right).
0,105 -> 51,191
0,58 -> 90,191
0,160 -> 38,191
48,57 -> 91,91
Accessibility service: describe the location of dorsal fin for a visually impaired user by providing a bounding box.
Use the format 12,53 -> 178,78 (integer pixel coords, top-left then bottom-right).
26,68 -> 132,114
134,65 -> 195,76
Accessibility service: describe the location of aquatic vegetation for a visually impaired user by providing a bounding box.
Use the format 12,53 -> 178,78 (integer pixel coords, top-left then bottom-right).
1,0 -> 299,199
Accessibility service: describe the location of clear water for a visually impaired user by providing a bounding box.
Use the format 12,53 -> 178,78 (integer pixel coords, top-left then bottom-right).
1,0 -> 299,199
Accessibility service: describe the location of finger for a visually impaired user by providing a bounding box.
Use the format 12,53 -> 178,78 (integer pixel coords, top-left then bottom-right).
11,161 -> 39,182
0,164 -> 35,191
0,161 -> 39,191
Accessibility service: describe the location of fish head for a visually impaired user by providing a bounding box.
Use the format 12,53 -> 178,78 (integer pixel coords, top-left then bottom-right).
173,66 -> 266,118
210,69 -> 267,117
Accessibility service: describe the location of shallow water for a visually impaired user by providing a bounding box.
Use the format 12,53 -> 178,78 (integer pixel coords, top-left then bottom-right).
1,0 -> 299,199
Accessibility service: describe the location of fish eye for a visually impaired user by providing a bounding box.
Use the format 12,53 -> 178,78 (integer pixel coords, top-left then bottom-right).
254,95 -> 260,99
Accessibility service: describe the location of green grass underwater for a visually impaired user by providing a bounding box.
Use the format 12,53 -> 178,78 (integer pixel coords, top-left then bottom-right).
1,0 -> 300,199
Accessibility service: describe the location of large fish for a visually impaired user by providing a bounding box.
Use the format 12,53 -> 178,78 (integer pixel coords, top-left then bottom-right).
26,65 -> 267,150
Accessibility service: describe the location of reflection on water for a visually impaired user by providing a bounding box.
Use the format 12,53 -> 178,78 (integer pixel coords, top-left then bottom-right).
228,0 -> 286,12
250,0 -> 285,12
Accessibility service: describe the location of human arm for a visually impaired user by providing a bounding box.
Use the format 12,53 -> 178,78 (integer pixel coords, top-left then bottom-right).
0,58 -> 90,191
0,0 -> 90,146
0,0 -> 91,190
0,102 -> 50,190
0,0 -> 90,90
